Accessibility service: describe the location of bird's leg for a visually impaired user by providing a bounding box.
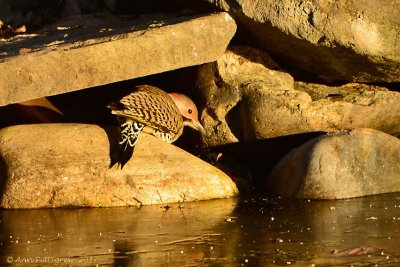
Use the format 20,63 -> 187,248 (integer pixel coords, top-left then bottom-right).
110,120 -> 144,169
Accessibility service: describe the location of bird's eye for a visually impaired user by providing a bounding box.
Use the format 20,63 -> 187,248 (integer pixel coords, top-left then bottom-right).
188,109 -> 193,114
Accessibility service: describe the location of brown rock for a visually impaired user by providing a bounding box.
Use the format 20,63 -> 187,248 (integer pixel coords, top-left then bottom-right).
193,0 -> 400,82
0,97 -> 65,128
267,128 -> 400,199
198,46 -> 293,146
197,46 -> 400,146
0,12 -> 236,106
243,81 -> 400,140
0,124 -> 238,208
294,82 -> 400,135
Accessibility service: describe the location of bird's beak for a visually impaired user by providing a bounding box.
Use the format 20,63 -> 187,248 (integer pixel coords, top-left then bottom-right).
186,119 -> 207,136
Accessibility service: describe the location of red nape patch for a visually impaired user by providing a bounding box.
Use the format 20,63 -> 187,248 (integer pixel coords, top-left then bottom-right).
169,93 -> 181,99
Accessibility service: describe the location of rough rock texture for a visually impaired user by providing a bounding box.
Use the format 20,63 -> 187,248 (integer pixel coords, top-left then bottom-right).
197,0 -> 400,82
0,124 -> 238,208
197,46 -> 291,146
0,12 -> 236,106
294,82 -> 400,135
267,128 -> 400,199
197,46 -> 400,147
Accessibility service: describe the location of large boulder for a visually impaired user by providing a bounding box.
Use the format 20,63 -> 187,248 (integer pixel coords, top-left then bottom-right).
193,0 -> 400,82
267,128 -> 400,199
197,46 -> 400,147
0,124 -> 238,208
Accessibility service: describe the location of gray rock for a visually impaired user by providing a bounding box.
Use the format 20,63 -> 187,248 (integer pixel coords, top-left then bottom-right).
197,46 -> 400,146
267,128 -> 400,199
195,0 -> 400,82
0,12 -> 236,106
0,124 -> 238,208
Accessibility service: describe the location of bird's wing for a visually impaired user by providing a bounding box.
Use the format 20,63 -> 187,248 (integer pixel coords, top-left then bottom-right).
110,85 -> 183,135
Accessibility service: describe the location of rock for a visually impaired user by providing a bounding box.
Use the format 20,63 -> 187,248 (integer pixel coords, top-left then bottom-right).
0,97 -> 65,128
243,81 -> 400,140
197,46 -> 400,147
194,0 -> 400,82
0,124 -> 238,208
294,82 -> 400,135
267,128 -> 400,199
0,12 -> 236,106
198,46 -> 292,146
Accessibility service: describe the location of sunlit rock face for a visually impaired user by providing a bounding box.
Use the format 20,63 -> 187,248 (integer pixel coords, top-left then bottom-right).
197,46 -> 400,147
196,46 -> 400,199
0,124 -> 238,208
189,0 -> 400,82
0,12 -> 236,106
267,128 -> 400,199
1,0 -> 399,201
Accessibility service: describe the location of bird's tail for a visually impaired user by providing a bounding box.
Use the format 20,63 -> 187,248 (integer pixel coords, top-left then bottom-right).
110,120 -> 144,169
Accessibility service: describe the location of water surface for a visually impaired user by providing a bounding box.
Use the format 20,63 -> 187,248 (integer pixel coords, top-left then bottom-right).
1,193 -> 400,266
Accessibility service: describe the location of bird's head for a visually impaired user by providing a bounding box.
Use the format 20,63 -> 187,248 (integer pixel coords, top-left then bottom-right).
169,93 -> 206,136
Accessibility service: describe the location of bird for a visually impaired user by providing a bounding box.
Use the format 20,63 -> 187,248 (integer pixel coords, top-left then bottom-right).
107,85 -> 206,169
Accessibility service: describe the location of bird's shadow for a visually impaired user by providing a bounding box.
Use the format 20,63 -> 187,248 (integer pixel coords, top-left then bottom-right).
99,124 -> 120,168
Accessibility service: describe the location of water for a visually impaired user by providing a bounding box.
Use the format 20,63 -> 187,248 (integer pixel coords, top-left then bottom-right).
1,193 -> 400,266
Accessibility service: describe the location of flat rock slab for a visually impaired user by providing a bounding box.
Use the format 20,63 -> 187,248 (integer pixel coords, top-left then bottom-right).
0,12 -> 236,106
0,124 -> 238,208
267,128 -> 400,199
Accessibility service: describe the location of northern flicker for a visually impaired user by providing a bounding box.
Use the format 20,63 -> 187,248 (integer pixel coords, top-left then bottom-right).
107,85 -> 206,168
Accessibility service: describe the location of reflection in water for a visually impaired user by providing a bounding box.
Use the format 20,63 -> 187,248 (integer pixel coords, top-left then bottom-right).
1,194 -> 400,266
